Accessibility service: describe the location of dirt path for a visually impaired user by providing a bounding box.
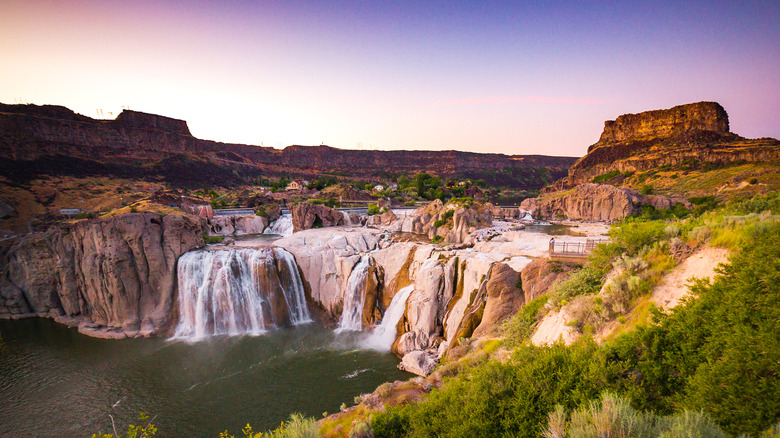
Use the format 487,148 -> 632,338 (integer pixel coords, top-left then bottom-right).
651,246 -> 731,309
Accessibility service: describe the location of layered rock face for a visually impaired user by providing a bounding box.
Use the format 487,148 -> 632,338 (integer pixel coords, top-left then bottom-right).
207,215 -> 268,236
275,216 -> 547,375
566,102 -> 780,185
0,103 -> 575,189
290,203 -> 361,232
519,183 -> 687,222
597,102 -> 729,144
392,200 -> 492,244
0,213 -> 204,337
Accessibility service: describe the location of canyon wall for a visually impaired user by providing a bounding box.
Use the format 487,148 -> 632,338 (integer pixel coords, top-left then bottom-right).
0,103 -> 576,187
0,212 -> 204,338
566,102 -> 780,185
597,101 -> 729,144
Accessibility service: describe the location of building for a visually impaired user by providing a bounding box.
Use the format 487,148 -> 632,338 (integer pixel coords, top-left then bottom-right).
286,180 -> 307,191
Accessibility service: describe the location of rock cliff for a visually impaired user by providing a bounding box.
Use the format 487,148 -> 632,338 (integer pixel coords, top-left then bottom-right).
0,213 -> 204,338
565,102 -> 780,185
597,102 -> 729,144
392,199 -> 493,244
519,183 -> 687,222
290,203 -> 361,232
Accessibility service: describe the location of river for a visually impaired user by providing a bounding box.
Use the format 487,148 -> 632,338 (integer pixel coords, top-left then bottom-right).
0,318 -> 409,437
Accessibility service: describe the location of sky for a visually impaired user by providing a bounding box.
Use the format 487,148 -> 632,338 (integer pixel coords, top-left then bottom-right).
1,0 -> 778,157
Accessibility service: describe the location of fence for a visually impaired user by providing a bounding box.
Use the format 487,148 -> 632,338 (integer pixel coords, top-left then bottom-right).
549,238 -> 610,257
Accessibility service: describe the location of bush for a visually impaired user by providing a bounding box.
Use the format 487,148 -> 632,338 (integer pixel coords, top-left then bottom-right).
371,407 -> 411,438
367,203 -> 381,215
591,170 -> 623,183
639,184 -> 654,195
543,393 -> 729,438
431,235 -> 443,244
203,234 -> 224,244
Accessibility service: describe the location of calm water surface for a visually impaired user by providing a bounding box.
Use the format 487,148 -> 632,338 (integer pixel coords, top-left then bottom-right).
0,318 -> 409,437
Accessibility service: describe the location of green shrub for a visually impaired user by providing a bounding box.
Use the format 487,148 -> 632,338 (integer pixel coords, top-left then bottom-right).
503,295 -> 548,346
639,184 -> 654,195
371,407 -> 411,438
203,234 -> 225,244
431,235 -> 443,244
592,170 -> 623,183
255,206 -> 268,217
90,413 -> 157,438
367,203 -> 381,215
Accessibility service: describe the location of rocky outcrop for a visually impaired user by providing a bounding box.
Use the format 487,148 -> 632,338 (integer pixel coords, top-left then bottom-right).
366,209 -> 398,227
565,102 -> 780,185
520,259 -> 580,302
274,229 -> 381,320
290,203 -> 360,232
0,213 -> 205,337
471,263 -> 523,338
520,183 -> 686,222
207,215 -> 268,236
597,102 -> 729,144
394,200 -> 493,244
0,199 -> 15,219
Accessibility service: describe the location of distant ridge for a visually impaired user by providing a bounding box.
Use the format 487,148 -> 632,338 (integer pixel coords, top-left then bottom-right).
0,103 -> 577,188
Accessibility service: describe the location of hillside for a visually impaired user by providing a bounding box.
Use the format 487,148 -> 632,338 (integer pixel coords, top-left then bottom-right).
0,103 -> 576,188
564,102 -> 779,188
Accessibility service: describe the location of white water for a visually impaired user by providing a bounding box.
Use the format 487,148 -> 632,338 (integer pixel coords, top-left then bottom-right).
361,285 -> 414,351
336,255 -> 372,332
341,211 -> 353,226
274,248 -> 312,325
264,214 -> 293,237
174,247 -> 310,339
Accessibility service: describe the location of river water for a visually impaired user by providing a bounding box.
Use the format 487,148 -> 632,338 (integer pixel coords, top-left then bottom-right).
0,318 -> 409,437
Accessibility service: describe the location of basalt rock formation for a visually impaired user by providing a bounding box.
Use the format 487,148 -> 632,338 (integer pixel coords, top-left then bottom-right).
520,183 -> 688,222
0,103 -> 576,188
0,212 -> 205,338
290,203 -> 361,232
566,102 -> 780,185
392,199 -> 493,244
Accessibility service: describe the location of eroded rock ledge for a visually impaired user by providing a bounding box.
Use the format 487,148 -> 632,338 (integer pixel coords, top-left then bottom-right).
0,213 -> 204,338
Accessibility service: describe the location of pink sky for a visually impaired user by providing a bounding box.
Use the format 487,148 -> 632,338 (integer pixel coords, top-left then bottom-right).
1,0 -> 778,157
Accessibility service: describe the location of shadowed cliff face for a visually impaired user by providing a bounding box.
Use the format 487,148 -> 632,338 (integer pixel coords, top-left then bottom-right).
566,102 -> 780,185
0,103 -> 576,188
0,213 -> 205,338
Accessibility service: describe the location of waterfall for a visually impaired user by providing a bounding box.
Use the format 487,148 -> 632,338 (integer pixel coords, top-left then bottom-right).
336,255 -> 372,331
361,285 -> 414,351
174,247 -> 310,339
341,211 -> 353,226
264,214 -> 293,237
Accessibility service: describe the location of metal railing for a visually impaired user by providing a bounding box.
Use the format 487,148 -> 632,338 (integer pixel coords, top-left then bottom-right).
549,238 -> 610,256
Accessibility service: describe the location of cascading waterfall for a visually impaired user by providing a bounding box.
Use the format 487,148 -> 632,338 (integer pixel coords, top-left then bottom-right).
362,285 -> 414,350
174,247 -> 310,338
341,211 -> 353,226
264,214 -> 293,237
336,255 -> 372,331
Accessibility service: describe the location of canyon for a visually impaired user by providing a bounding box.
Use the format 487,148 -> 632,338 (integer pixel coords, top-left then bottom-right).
0,103 -> 575,188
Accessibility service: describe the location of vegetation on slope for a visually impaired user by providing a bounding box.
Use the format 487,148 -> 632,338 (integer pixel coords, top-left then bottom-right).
369,193 -> 780,438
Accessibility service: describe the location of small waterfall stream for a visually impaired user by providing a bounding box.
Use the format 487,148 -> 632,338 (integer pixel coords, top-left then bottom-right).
362,285 -> 414,350
264,214 -> 293,237
174,247 -> 310,338
336,255 -> 372,331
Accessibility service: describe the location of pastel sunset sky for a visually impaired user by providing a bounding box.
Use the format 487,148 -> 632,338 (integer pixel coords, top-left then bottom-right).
2,0 -> 778,156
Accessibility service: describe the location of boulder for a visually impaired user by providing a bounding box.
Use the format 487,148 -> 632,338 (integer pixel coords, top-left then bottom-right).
472,263 -> 523,338
207,215 -> 268,236
520,259 -> 580,302
290,203 -> 356,232
398,350 -> 439,376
